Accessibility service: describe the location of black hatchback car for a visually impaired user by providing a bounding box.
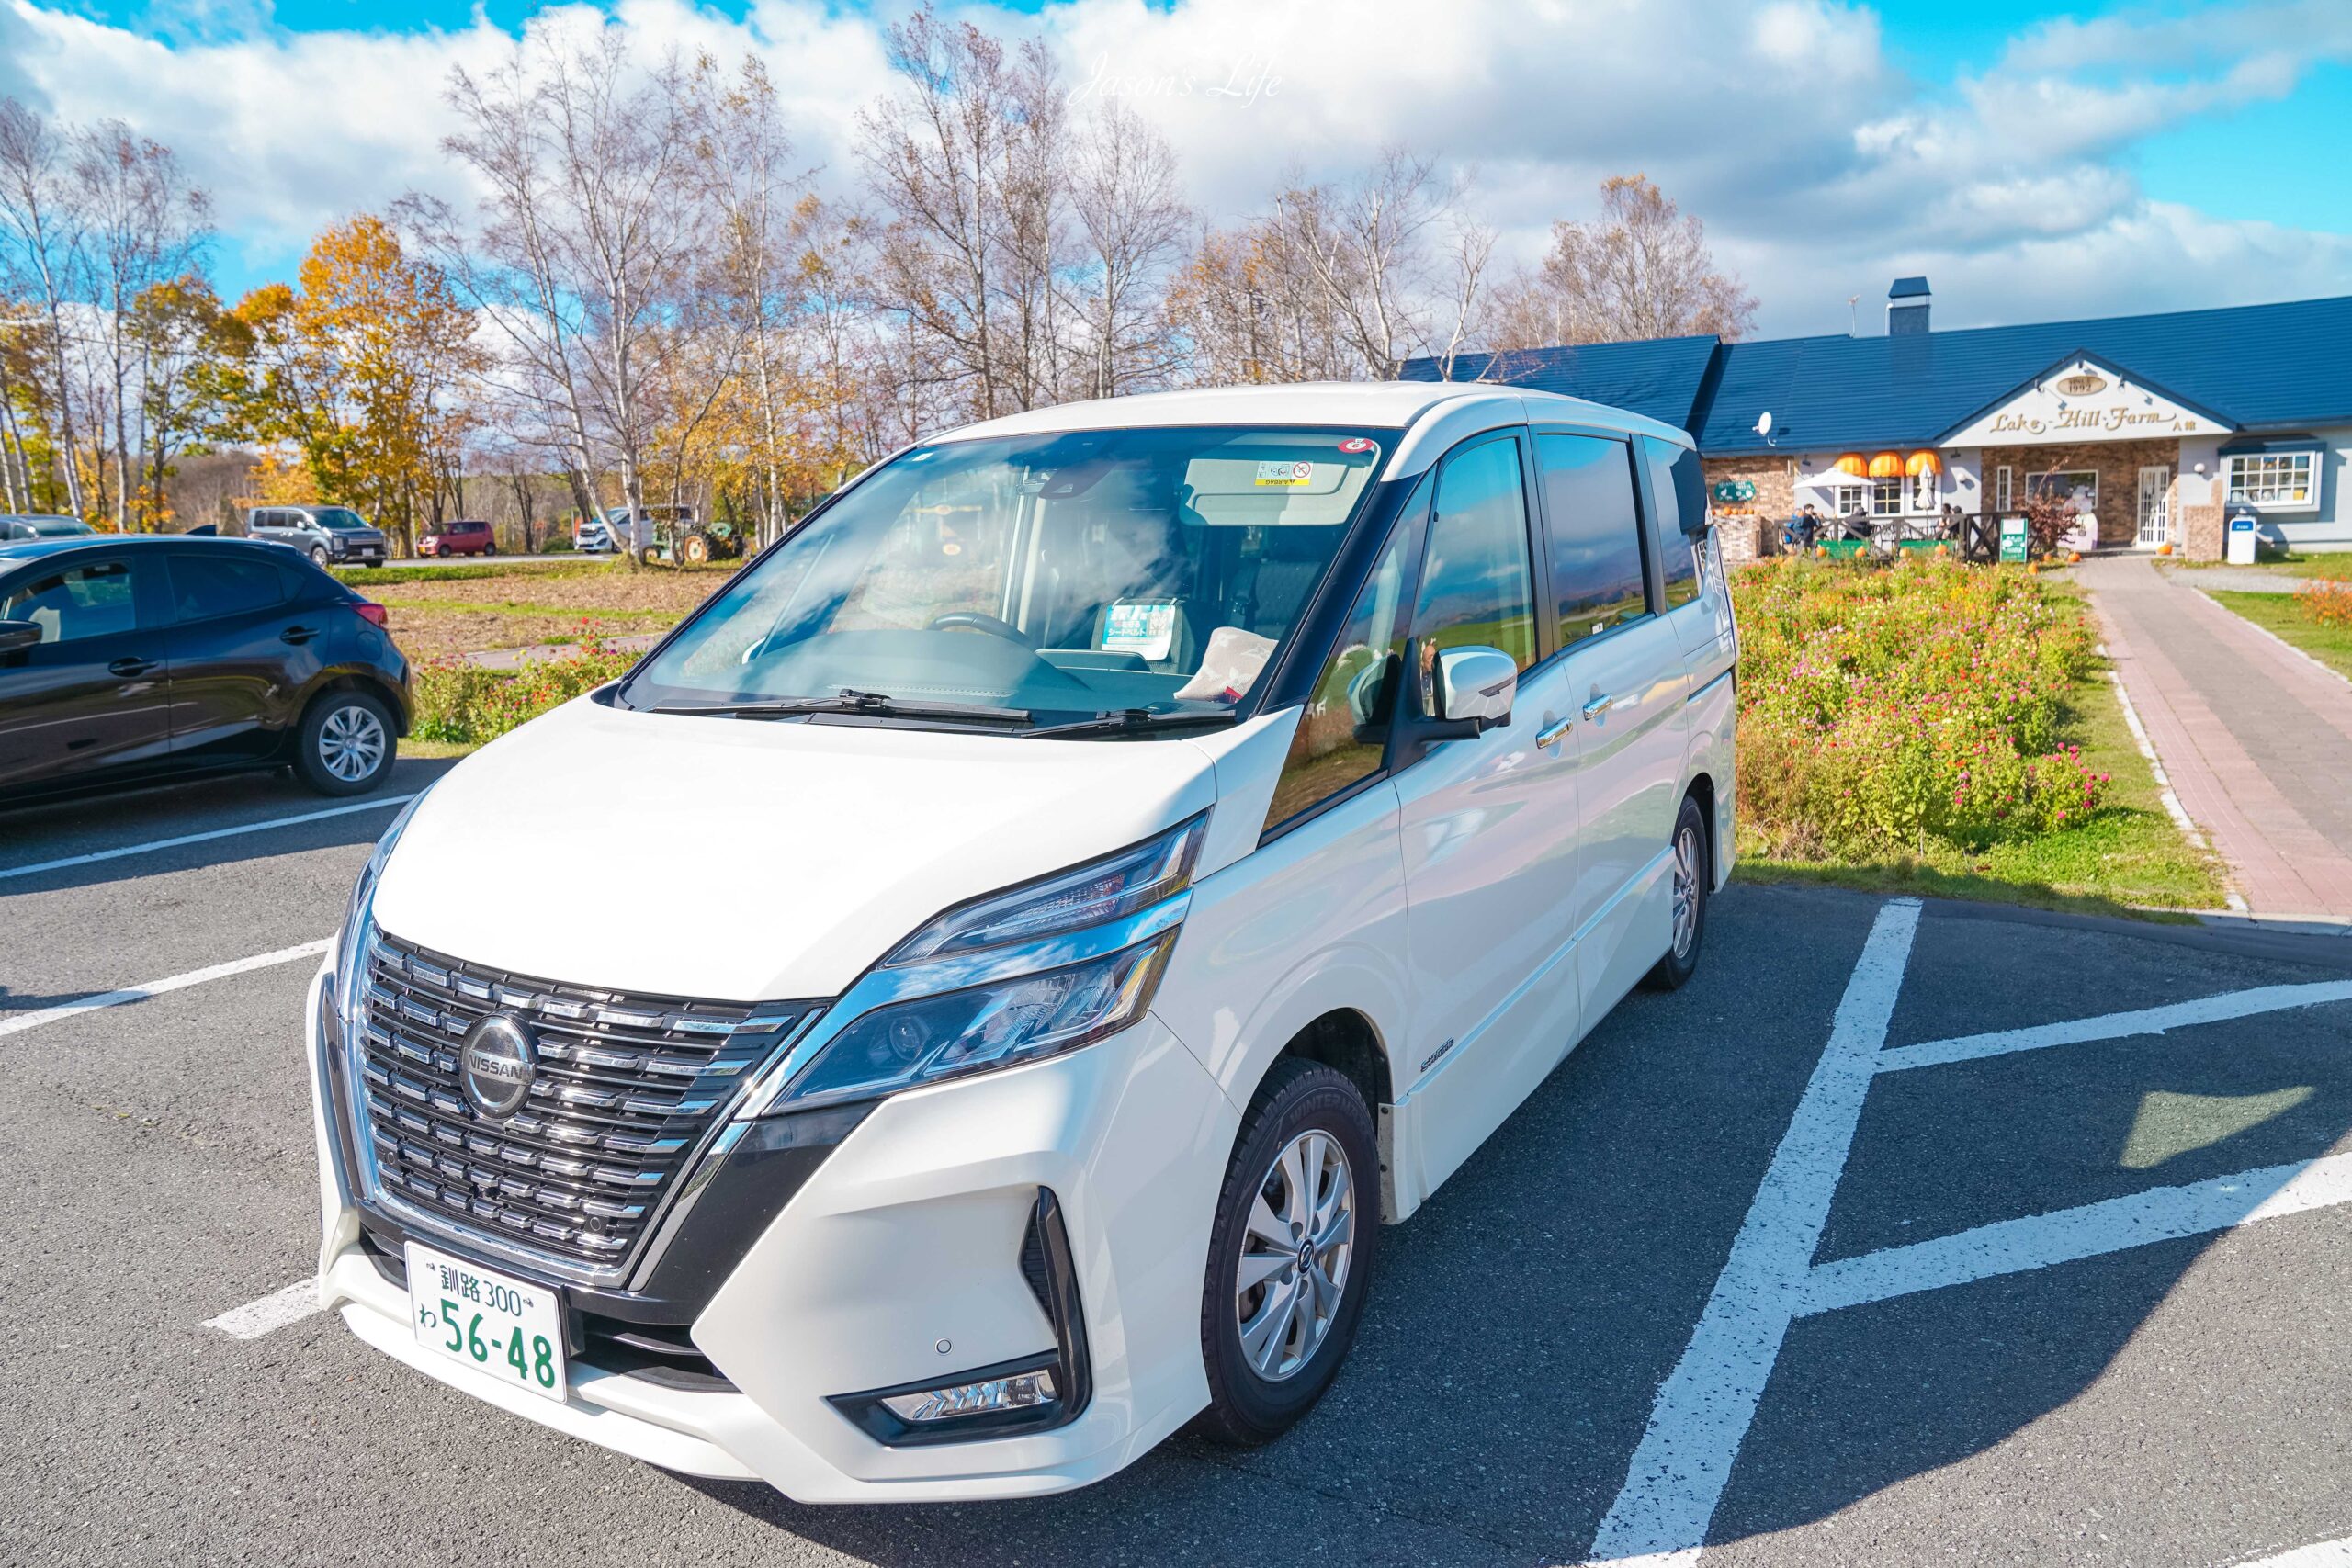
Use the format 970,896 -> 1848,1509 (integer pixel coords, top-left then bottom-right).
0,536 -> 411,806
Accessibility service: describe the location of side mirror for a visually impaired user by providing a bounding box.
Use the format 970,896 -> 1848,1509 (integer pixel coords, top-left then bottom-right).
0,619 -> 43,653
1434,644 -> 1517,733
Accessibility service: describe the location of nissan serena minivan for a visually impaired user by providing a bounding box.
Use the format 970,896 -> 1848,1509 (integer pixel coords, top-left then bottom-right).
305,382 -> 1736,1502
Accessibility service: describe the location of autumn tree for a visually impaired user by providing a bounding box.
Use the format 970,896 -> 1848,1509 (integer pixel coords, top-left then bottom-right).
79,119 -> 209,527
1488,174 -> 1757,350
0,99 -> 88,516
406,25 -> 705,562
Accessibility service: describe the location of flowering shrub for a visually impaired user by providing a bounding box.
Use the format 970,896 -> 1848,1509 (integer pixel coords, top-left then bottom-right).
1735,557 -> 2109,856
412,626 -> 640,746
2296,580 -> 2352,628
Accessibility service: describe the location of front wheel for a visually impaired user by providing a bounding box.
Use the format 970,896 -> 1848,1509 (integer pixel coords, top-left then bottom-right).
1642,795 -> 1712,991
1196,1059 -> 1377,1446
294,690 -> 396,795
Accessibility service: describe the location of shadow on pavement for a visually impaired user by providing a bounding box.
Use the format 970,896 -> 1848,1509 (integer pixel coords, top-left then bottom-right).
0,756 -> 456,898
669,886 -> 2352,1564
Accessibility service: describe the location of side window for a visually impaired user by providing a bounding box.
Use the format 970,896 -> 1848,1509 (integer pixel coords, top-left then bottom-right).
1539,434 -> 1650,646
169,553 -> 287,621
0,558 -> 139,643
1413,436 -> 1536,672
1267,506 -> 1421,829
1642,436 -> 1707,610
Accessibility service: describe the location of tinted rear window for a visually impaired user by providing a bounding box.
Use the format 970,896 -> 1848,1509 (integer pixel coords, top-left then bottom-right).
171,553 -> 288,621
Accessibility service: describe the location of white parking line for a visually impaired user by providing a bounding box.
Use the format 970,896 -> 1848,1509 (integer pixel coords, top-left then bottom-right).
1877,981 -> 2352,1073
202,1279 -> 323,1340
1585,898 -> 1922,1568
1802,1151 -> 2352,1315
0,939 -> 331,1039
2240,1537 -> 2352,1567
0,793 -> 414,883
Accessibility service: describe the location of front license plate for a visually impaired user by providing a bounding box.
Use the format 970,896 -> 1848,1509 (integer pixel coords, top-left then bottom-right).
403,1242 -> 568,1403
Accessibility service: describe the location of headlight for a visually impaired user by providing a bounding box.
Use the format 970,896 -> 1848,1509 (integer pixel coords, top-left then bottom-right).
751,817 -> 1207,1116
886,816 -> 1205,965
769,933 -> 1176,1112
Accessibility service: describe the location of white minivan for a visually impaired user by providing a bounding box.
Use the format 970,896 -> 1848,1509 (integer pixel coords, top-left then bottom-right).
306,382 -> 1736,1502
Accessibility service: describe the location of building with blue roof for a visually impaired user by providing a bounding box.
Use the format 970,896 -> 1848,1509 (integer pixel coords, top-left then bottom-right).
1401,281 -> 2352,560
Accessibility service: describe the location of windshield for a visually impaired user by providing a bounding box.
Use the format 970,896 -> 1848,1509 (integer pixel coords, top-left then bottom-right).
25,518 -> 90,536
622,425 -> 1389,728
311,508 -> 370,531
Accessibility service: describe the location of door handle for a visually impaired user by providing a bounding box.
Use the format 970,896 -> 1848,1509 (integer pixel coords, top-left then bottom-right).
107,656 -> 157,678
1535,716 -> 1574,749
280,626 -> 319,645
1581,693 -> 1616,720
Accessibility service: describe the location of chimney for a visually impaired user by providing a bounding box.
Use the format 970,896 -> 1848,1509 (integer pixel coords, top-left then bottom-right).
1888,276 -> 1931,335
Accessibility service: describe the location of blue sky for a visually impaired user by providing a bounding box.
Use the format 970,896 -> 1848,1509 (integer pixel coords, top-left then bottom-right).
15,0 -> 2352,335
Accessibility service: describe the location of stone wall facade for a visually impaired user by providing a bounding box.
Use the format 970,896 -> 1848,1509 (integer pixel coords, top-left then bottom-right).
1702,454 -> 1794,559
1985,437 -> 2180,551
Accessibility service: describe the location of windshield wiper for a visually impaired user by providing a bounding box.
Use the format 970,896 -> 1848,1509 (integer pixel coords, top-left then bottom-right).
1023,706 -> 1244,739
646,688 -> 1035,726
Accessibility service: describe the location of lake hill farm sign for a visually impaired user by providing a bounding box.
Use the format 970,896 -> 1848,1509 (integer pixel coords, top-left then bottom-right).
1939,357 -> 2233,447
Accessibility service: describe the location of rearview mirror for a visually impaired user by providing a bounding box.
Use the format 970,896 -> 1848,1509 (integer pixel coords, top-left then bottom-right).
1434,645 -> 1516,733
0,618 -> 43,653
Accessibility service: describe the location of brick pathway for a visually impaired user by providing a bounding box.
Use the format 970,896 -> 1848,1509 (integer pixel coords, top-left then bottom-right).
2079,554 -> 2352,916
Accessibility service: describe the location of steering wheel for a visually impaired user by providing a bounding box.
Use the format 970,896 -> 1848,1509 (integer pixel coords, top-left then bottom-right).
928,611 -> 1036,649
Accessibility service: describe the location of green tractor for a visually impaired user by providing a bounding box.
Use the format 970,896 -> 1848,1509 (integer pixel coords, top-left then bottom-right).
627,505 -> 746,566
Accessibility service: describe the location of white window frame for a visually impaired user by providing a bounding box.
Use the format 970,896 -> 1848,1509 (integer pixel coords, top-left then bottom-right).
1996,465 -> 2012,512
2224,451 -> 2319,512
1869,479 -> 1903,517
1832,482 -> 1866,515
2025,469 -> 2098,513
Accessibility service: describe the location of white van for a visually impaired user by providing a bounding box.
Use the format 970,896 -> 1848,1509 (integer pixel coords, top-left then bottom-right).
306,382 -> 1737,1502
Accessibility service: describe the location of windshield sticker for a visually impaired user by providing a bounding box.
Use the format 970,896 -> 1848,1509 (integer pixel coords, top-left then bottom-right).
1254,459 -> 1317,488
1102,600 -> 1180,661
1337,437 -> 1377,455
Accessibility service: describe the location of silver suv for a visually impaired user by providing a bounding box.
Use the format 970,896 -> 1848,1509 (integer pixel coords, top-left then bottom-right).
247,505 -> 389,567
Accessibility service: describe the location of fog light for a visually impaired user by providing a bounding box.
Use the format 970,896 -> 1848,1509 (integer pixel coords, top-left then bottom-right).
879,1369 -> 1057,1424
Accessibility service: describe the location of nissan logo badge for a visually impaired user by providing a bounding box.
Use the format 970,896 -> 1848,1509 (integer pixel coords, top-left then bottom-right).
460,1013 -> 537,1120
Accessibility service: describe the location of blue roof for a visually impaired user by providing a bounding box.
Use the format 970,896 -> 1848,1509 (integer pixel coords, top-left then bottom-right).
1402,294 -> 2352,457
1890,276 -> 1931,299
1396,335 -> 1721,433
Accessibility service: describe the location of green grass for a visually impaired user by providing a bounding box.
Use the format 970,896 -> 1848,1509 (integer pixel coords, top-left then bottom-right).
1736,580 -> 2226,919
2206,590 -> 2352,682
2168,550 -> 2352,581
329,559 -> 605,587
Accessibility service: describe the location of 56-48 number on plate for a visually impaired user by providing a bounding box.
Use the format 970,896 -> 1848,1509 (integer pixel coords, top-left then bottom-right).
402,1241 -> 569,1404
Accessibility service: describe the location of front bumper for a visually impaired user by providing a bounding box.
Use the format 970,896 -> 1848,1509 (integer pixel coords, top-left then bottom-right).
306,959 -> 1239,1502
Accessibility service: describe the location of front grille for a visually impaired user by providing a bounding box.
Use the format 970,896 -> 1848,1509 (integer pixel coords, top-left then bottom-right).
353,930 -> 809,1280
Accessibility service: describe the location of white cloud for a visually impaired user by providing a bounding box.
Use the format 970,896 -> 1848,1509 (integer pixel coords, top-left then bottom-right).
0,0 -> 2344,337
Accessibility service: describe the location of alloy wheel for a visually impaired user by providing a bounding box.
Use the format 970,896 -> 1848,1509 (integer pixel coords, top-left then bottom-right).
318,703 -> 387,783
1234,1128 -> 1356,1382
1671,822 -> 1701,960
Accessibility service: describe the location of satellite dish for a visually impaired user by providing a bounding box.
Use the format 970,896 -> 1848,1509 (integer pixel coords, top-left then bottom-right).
1755,411 -> 1774,437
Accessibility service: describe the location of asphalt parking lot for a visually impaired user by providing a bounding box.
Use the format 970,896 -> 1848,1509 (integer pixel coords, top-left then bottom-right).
6,770 -> 2352,1567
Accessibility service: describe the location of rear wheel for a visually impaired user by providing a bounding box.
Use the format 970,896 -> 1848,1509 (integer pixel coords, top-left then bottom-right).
1197,1059 -> 1377,1446
308,545 -> 327,565
678,530 -> 713,565
294,690 -> 396,795
1642,794 -> 1711,991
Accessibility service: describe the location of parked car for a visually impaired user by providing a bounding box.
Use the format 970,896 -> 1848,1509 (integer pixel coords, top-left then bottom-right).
246,504 -> 389,567
2,513 -> 96,540
572,503 -> 695,558
419,519 -> 496,558
306,382 -> 1736,1503
0,535 -> 411,805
